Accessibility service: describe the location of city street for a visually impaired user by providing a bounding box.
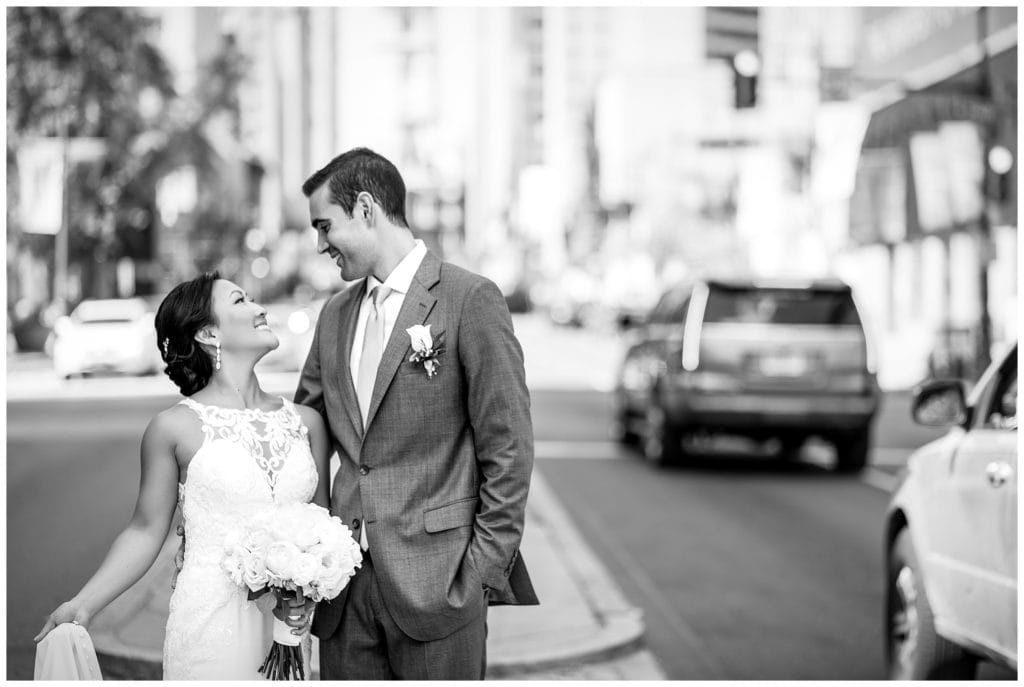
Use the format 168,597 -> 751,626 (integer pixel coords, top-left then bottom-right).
7,5 -> 1018,682
13,353 -> 1012,680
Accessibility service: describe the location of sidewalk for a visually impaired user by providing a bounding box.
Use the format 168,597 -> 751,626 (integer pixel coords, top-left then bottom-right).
86,470 -> 662,680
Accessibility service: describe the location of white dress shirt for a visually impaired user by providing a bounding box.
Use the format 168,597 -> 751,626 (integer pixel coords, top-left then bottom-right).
349,239 -> 428,389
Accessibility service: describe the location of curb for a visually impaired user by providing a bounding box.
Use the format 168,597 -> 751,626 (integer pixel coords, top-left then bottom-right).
485,472 -> 647,676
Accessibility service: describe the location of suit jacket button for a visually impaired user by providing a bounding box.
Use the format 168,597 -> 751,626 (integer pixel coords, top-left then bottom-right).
352,518 -> 360,529
359,465 -> 369,476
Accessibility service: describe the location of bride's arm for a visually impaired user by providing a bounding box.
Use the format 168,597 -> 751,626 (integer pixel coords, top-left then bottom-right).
299,406 -> 331,510
34,411 -> 180,642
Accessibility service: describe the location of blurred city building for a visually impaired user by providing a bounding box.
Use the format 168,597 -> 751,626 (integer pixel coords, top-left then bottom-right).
836,7 -> 1017,387
7,7 -> 1017,393
147,7 -> 539,298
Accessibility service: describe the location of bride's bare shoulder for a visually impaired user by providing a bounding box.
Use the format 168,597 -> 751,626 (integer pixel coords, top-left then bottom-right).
144,401 -> 198,444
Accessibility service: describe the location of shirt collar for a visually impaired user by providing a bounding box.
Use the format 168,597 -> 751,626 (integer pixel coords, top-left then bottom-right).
365,239 -> 427,300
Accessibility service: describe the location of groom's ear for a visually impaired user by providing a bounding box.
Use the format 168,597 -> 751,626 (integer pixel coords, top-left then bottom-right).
355,192 -> 374,224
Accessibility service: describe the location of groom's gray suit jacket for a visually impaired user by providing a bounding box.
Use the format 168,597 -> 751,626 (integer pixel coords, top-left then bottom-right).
296,250 -> 538,643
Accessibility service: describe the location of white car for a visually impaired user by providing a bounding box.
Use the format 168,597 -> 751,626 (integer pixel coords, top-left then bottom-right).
885,343 -> 1017,679
50,298 -> 162,379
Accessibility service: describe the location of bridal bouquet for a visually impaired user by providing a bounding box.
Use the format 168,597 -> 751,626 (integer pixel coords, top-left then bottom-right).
221,502 -> 363,680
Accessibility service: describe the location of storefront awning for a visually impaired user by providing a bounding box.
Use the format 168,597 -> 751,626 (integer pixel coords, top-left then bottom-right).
861,92 -> 997,150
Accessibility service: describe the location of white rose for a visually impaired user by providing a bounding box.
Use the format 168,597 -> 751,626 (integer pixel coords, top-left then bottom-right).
264,541 -> 300,580
242,553 -> 270,592
317,565 -> 353,600
406,324 -> 433,354
290,553 -> 320,587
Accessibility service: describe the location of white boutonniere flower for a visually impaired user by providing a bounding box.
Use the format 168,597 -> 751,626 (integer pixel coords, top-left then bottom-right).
406,324 -> 445,379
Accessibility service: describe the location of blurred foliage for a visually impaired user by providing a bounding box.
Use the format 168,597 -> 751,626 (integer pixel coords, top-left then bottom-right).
7,7 -> 252,303
6,7 -> 174,143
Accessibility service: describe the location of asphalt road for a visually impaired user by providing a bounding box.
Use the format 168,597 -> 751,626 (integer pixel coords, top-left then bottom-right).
6,382 -> 1013,680
530,389 -> 1014,680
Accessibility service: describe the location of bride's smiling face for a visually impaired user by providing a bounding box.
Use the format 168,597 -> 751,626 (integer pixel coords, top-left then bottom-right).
207,279 -> 279,354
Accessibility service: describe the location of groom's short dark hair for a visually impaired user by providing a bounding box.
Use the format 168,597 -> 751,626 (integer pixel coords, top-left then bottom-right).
302,148 -> 409,228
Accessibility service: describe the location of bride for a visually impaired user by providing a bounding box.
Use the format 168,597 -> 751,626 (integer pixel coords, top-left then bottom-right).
34,272 -> 331,679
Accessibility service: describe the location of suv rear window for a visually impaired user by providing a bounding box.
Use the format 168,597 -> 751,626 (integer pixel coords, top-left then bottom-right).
703,287 -> 861,326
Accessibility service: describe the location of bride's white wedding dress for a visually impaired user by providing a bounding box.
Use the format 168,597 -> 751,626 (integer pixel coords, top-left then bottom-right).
163,396 -> 318,680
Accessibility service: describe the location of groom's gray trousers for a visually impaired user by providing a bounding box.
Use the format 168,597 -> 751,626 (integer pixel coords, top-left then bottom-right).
317,551 -> 487,680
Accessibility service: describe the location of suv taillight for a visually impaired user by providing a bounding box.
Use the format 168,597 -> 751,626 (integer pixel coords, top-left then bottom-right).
681,283 -> 709,371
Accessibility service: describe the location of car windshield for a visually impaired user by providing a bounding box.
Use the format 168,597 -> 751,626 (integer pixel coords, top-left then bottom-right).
704,287 -> 861,326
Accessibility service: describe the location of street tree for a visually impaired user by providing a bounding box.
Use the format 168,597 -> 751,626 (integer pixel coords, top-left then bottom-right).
7,7 -> 252,312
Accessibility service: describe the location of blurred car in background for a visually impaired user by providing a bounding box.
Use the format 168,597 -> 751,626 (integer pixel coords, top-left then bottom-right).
884,344 -> 1017,680
256,300 -> 324,372
49,297 -> 161,379
614,277 -> 880,471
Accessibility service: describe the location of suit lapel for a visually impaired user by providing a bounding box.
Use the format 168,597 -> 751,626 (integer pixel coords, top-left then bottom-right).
364,252 -> 441,432
337,280 -> 368,441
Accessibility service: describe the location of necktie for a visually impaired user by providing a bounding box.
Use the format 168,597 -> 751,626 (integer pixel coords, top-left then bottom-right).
355,285 -> 390,551
356,285 -> 391,428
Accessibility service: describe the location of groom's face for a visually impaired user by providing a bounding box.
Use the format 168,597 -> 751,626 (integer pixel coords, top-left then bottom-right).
308,184 -> 377,282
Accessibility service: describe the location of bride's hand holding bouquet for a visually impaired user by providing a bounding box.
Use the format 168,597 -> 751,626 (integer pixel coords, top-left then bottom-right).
222,502 -> 362,680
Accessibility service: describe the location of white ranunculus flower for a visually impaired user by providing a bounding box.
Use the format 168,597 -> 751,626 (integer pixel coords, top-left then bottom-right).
290,553 -> 320,587
264,541 -> 300,580
406,324 -> 433,354
290,525 -> 320,550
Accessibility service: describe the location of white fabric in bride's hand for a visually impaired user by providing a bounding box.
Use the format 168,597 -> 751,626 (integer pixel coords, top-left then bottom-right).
34,622 -> 103,680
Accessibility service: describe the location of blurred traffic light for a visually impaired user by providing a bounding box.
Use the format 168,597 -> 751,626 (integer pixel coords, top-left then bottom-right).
732,50 -> 760,109
705,7 -> 760,110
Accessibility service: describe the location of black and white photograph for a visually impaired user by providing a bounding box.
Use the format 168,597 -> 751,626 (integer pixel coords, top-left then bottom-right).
6,5 -> 1018,681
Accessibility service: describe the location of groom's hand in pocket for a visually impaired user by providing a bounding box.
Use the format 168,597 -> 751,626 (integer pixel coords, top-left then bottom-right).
171,524 -> 185,589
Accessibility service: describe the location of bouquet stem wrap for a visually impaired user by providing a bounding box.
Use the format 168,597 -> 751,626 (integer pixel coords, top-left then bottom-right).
272,617 -> 303,647
259,617 -> 305,680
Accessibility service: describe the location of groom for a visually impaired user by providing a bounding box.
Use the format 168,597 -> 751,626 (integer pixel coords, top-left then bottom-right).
295,147 -> 538,679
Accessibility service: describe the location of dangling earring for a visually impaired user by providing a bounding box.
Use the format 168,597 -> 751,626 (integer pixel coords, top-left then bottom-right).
215,342 -> 221,370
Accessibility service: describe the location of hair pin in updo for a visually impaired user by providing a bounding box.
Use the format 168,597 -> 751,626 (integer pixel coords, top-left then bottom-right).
162,337 -> 170,357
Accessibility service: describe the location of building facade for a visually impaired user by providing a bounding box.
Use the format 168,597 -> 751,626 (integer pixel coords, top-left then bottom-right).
844,6 -> 1017,386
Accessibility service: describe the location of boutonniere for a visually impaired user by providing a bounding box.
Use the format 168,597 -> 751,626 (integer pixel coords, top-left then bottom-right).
406,324 -> 445,379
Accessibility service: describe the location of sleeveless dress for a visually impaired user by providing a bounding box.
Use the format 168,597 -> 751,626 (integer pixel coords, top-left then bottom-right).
162,397 -> 318,680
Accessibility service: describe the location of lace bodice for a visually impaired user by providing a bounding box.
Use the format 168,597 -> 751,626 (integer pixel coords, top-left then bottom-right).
163,396 -> 317,679
176,396 -> 318,566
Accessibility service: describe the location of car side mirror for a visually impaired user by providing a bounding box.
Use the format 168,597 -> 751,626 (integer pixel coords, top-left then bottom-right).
912,380 -> 969,427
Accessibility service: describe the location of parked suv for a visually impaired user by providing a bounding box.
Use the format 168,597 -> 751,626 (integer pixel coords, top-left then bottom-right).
614,278 -> 880,470
884,344 -> 1017,679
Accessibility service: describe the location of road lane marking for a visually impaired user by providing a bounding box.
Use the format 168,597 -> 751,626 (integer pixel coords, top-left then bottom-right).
871,447 -> 913,466
535,440 -> 623,460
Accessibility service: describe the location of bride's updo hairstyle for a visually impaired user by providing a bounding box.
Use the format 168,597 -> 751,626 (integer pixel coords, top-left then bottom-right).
155,271 -> 220,396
